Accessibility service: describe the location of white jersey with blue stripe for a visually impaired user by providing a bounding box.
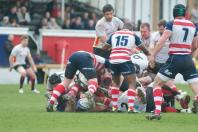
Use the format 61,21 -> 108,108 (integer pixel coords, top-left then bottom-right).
166,18 -> 197,55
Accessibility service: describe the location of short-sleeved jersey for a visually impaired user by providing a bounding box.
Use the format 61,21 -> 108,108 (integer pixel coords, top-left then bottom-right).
166,18 -> 197,55
150,32 -> 170,63
107,30 -> 142,64
93,17 -> 124,48
73,51 -> 109,71
10,44 -> 30,66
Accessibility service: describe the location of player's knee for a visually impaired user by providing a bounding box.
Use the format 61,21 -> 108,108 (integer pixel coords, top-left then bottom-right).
20,71 -> 27,77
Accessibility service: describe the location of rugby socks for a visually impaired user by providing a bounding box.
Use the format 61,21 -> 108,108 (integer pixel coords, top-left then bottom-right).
68,84 -> 81,97
111,87 -> 119,110
153,86 -> 163,115
20,76 -> 25,89
87,80 -> 98,94
30,78 -> 35,90
49,84 -> 66,105
127,88 -> 136,111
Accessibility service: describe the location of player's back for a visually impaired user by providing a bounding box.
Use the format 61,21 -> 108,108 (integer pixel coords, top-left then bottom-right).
108,30 -> 139,64
168,18 -> 196,55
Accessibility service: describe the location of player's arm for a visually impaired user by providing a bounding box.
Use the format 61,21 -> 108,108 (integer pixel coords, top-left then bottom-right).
95,23 -> 107,44
192,36 -> 198,54
9,47 -> 17,71
27,51 -> 37,72
151,21 -> 172,57
134,34 -> 150,56
151,30 -> 171,57
102,34 -> 112,51
9,55 -> 15,71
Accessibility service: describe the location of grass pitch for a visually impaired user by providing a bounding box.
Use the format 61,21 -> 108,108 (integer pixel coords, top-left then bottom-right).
0,84 -> 198,132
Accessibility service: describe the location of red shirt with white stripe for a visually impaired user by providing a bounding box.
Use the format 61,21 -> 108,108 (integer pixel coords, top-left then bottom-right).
166,18 -> 197,55
107,30 -> 142,64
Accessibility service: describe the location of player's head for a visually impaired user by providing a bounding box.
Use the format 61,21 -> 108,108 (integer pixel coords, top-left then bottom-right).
77,98 -> 90,111
123,23 -> 133,31
173,4 -> 186,18
21,35 -> 29,47
140,22 -> 150,39
102,4 -> 114,22
158,20 -> 167,35
48,73 -> 61,90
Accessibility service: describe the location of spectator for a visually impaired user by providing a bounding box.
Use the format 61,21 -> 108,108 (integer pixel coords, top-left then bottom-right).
17,6 -> 31,25
47,0 -> 61,18
41,18 -> 49,29
11,18 -> 19,27
82,12 -> 89,28
3,35 -> 14,57
70,17 -> 84,30
0,16 -> 11,27
48,17 -> 61,29
85,19 -> 95,30
62,18 -> 71,29
7,6 -> 19,24
191,3 -> 198,24
91,12 -> 97,23
56,11 -> 63,26
44,11 -> 51,22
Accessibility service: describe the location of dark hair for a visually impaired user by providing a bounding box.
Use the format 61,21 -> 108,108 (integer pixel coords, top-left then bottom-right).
102,4 -> 114,13
123,23 -> 133,31
49,73 -> 61,85
158,20 -> 167,27
173,4 -> 186,18
140,22 -> 150,30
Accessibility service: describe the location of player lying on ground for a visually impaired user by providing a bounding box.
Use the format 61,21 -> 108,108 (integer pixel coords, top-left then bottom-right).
46,51 -> 110,112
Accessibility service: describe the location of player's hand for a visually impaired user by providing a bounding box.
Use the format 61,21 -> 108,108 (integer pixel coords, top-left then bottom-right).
148,55 -> 155,68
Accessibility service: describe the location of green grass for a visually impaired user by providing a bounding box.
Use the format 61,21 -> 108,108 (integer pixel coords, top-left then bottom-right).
0,84 -> 198,132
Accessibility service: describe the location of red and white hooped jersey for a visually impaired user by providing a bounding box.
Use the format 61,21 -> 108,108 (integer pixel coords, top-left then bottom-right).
90,52 -> 107,72
166,18 -> 196,55
107,30 -> 142,64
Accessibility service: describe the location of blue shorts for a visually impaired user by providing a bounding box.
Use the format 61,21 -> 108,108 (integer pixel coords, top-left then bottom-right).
159,55 -> 198,83
110,61 -> 136,76
65,52 -> 97,80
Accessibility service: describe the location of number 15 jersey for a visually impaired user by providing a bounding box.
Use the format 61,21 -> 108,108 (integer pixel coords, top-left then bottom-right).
107,30 -> 142,64
166,18 -> 197,55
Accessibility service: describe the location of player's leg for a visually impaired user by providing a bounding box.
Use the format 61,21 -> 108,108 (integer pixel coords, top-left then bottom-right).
181,55 -> 198,113
15,65 -> 27,93
125,74 -> 136,112
26,67 -> 40,93
47,57 -> 76,112
188,82 -> 198,113
111,73 -> 121,111
146,56 -> 179,120
120,61 -> 137,113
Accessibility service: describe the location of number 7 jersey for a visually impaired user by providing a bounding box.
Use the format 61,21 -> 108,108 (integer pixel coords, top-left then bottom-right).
107,30 -> 142,64
166,18 -> 197,55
